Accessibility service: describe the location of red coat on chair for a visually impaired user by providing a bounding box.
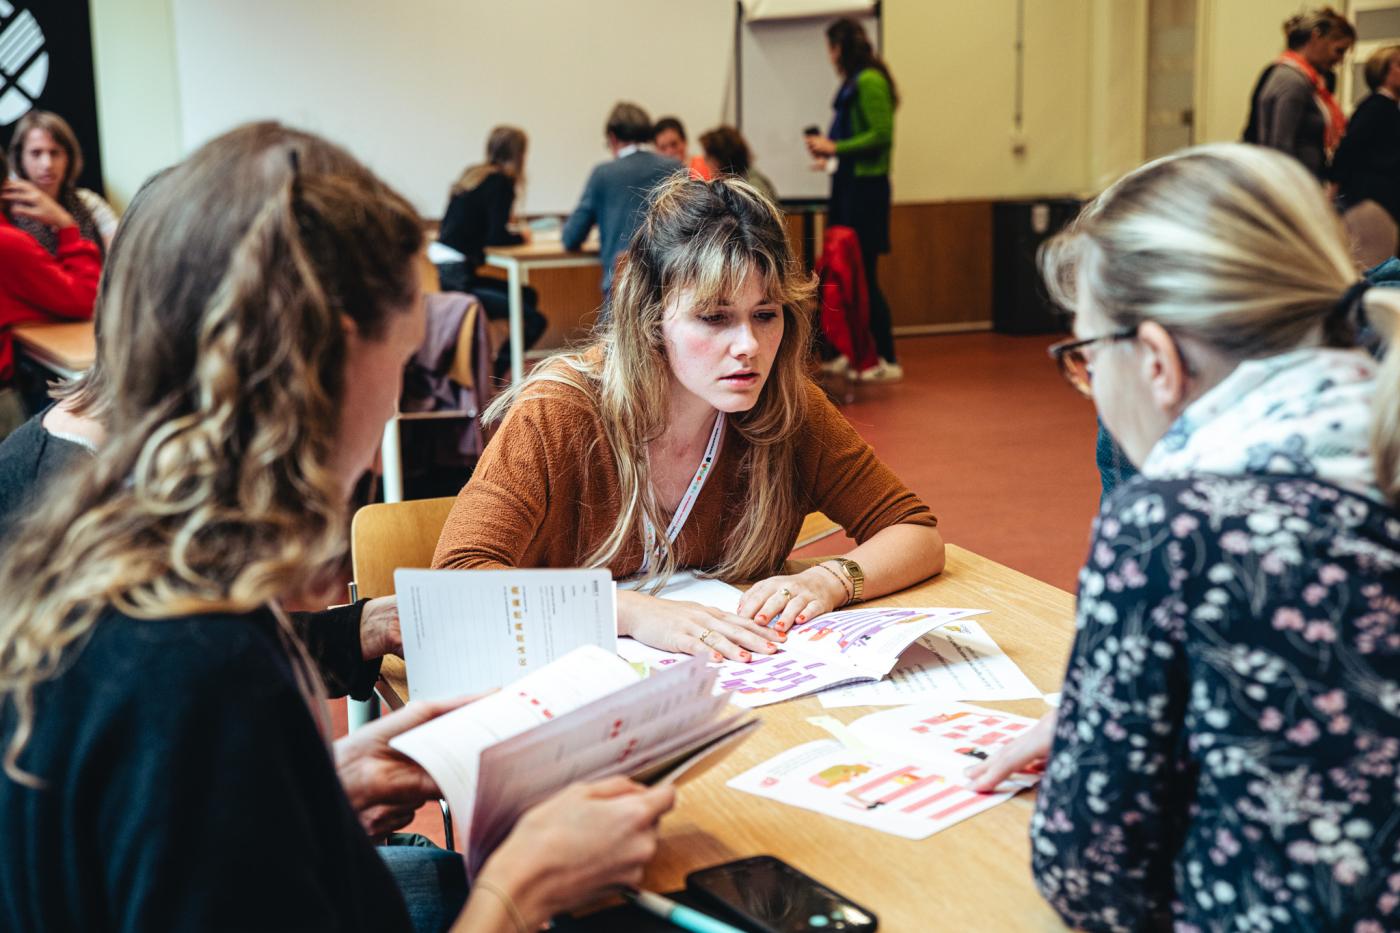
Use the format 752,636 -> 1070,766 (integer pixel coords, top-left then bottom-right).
814,225 -> 878,374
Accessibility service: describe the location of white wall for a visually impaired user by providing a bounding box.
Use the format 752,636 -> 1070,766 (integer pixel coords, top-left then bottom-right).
95,1 -> 1302,217
88,0 -> 182,211
169,0 -> 733,216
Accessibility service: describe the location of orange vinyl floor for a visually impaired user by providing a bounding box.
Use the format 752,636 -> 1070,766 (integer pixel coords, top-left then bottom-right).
333,331 -> 1105,844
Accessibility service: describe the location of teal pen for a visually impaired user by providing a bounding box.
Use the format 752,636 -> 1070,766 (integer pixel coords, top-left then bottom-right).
623,888 -> 748,933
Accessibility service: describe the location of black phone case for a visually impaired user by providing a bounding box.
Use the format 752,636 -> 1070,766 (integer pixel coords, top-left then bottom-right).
685,856 -> 878,933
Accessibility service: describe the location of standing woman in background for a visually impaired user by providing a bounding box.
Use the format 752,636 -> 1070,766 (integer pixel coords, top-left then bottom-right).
6,110 -> 117,254
1332,45 -> 1400,227
436,125 -> 549,379
1247,7 -> 1354,182
806,17 -> 901,382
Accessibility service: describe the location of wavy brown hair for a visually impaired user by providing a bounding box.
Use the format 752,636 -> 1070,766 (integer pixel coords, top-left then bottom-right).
452,125 -> 528,196
8,110 -> 83,194
486,174 -> 815,588
0,122 -> 423,783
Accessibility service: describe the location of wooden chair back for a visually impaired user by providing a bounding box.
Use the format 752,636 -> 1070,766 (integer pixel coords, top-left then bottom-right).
349,496 -> 457,599
793,511 -> 841,552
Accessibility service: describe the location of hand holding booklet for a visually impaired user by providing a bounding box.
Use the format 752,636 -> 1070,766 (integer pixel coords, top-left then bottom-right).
390,645 -> 757,876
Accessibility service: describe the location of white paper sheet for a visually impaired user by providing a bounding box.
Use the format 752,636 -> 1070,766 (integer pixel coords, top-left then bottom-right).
727,703 -> 1040,839
817,619 -> 1041,708
396,568 -> 616,700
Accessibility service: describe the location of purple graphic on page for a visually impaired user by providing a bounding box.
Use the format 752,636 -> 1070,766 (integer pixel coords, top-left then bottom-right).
789,608 -> 932,654
718,654 -> 834,696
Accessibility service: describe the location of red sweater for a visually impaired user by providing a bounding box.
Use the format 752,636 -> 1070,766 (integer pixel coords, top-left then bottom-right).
0,221 -> 100,381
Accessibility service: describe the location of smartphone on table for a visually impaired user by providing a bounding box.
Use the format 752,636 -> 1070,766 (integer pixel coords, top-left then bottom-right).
686,855 -> 877,932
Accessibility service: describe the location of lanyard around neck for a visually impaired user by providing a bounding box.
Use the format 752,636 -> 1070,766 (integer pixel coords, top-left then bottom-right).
640,413 -> 726,573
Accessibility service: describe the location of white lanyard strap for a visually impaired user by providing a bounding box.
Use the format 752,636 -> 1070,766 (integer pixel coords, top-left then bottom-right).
640,413 -> 725,573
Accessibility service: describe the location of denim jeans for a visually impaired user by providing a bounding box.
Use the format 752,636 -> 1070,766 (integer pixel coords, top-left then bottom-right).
378,843 -> 469,933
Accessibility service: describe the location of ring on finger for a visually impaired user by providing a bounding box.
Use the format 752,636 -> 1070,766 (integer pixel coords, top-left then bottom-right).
698,628 -> 715,647
780,587 -> 794,601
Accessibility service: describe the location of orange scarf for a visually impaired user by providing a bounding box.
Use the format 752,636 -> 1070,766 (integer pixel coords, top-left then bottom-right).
1277,50 -> 1347,153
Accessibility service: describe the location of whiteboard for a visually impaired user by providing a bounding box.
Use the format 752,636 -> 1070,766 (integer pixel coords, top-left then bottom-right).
738,7 -> 880,201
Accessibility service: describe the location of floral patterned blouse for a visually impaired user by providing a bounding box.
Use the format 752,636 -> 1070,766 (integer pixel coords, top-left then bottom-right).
1031,474 -> 1400,932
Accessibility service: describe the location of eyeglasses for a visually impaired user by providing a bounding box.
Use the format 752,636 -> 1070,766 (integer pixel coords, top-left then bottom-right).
1047,327 -> 1138,397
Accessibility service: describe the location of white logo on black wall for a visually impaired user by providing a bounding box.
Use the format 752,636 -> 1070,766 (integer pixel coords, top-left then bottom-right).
0,1 -> 46,125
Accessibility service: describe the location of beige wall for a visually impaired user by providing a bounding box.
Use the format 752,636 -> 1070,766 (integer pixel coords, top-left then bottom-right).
88,0 -> 182,211
1196,0 -> 1300,144
886,0 -> 1097,201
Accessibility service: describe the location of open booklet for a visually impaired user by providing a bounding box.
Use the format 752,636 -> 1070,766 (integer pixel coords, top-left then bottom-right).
619,572 -> 989,707
395,568 -> 617,701
728,702 -> 1042,839
389,645 -> 757,877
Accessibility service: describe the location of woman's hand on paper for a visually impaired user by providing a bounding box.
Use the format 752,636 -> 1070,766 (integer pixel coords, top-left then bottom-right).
617,590 -> 782,663
334,695 -> 479,836
471,777 -> 675,927
738,565 -> 847,633
966,710 -> 1054,793
359,595 -> 402,659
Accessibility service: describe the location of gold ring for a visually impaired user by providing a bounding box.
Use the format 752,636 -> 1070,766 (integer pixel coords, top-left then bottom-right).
780,587 -> 794,601
698,629 -> 714,647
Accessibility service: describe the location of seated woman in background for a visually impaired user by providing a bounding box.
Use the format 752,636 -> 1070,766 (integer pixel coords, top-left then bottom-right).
0,144 -> 98,429
433,175 -> 944,661
0,121 -> 673,933
698,125 -> 778,205
436,125 -> 548,379
969,144 -> 1399,931
653,116 -> 714,180
7,110 -> 117,253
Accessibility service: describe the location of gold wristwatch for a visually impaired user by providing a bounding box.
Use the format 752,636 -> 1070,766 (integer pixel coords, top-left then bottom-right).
831,557 -> 865,604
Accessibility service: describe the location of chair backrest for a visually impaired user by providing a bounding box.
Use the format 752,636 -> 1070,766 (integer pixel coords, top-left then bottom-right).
350,496 -> 457,599
793,511 -> 841,552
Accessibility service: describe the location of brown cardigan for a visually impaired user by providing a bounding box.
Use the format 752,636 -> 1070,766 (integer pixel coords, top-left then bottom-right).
432,377 -> 936,577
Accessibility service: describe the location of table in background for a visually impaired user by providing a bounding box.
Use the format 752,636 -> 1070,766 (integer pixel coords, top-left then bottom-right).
483,232 -> 600,385
12,321 -> 96,380
381,544 -> 1077,931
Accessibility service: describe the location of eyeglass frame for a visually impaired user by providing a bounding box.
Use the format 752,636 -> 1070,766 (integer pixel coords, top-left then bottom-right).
1047,326 -> 1139,397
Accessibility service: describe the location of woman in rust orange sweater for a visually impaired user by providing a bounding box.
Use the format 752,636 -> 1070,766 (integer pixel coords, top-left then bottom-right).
433,175 -> 944,660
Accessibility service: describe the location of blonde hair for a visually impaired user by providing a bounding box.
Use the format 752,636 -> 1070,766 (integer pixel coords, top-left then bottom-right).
452,125 -> 528,196
1041,142 -> 1400,503
1363,44 -> 1400,91
485,174 -> 815,588
0,122 -> 424,784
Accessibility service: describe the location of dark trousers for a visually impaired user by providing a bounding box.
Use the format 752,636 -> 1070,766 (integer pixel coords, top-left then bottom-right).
862,246 -> 896,363
437,263 -> 549,378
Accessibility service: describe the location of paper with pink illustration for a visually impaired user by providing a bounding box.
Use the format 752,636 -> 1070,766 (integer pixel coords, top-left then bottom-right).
621,605 -> 990,707
728,703 -> 1041,839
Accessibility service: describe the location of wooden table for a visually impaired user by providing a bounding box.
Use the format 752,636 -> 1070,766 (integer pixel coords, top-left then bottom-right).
381,544 -> 1076,931
483,232 -> 599,385
12,321 -> 96,379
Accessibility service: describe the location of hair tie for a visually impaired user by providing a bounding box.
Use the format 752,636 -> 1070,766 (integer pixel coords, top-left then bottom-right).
1335,279 -> 1371,325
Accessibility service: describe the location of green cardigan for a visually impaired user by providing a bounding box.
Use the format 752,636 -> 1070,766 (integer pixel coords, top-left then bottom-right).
833,68 -> 894,177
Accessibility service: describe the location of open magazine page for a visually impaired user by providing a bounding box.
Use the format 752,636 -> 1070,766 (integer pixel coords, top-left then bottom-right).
465,657 -> 736,873
778,607 -> 988,675
396,568 -> 617,701
727,703 -> 1041,840
389,646 -> 640,842
818,619 -> 1041,707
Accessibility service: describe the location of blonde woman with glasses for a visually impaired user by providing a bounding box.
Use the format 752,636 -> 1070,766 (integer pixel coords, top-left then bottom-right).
968,144 -> 1400,930
0,122 -> 676,933
434,175 -> 944,661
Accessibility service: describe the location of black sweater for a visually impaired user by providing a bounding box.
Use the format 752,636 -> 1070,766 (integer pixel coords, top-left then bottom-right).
437,172 -> 524,272
1332,91 -> 1400,220
0,412 -> 382,699
0,607 -> 410,932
